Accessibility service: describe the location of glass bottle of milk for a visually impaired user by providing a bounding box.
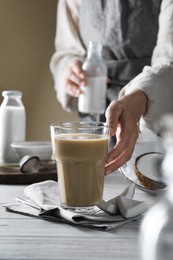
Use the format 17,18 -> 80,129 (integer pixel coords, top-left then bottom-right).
0,90 -> 26,164
140,114 -> 173,260
78,41 -> 107,114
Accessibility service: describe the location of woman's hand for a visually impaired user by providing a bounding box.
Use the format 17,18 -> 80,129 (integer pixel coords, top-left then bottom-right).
105,90 -> 148,175
64,60 -> 86,97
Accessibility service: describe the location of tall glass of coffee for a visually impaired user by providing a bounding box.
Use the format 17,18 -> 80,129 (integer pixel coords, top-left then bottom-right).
50,122 -> 110,212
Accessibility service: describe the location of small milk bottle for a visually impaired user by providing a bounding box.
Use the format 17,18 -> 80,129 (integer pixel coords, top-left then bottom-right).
140,114 -> 173,260
0,90 -> 26,164
78,41 -> 107,114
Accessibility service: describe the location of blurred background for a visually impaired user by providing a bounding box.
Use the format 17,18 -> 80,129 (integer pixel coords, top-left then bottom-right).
0,0 -> 78,141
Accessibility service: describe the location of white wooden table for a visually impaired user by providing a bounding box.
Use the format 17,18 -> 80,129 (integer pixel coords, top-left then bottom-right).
0,172 -> 157,260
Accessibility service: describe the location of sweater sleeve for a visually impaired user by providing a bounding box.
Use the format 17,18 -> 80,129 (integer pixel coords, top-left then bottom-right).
120,0 -> 173,131
50,0 -> 86,112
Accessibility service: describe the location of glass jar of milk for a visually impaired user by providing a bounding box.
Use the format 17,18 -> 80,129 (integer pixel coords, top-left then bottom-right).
0,90 -> 26,164
78,41 -> 107,115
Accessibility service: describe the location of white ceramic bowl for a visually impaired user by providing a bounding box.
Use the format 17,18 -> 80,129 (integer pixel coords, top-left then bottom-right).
11,141 -> 52,161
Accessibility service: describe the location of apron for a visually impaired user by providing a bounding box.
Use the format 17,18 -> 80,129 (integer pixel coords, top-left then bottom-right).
79,0 -> 162,102
78,0 -> 161,151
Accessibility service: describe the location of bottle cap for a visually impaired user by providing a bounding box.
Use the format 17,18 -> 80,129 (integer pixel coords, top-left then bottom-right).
2,90 -> 22,97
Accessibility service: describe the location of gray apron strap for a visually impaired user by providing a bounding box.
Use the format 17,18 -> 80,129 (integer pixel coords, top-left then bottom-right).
107,57 -> 151,101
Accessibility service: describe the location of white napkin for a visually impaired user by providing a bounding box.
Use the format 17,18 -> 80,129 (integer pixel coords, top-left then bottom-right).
98,183 -> 147,218
5,180 -> 147,231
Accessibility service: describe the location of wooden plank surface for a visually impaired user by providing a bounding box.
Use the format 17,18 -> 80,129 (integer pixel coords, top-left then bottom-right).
0,172 -> 157,260
0,164 -> 57,184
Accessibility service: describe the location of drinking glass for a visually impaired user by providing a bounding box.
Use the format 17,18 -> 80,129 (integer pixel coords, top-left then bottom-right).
50,122 -> 110,212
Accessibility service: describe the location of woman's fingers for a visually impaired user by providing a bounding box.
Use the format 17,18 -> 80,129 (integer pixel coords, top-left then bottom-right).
105,100 -> 123,136
105,129 -> 138,174
64,60 -> 86,97
65,80 -> 81,97
104,90 -> 148,175
72,61 -> 86,81
105,98 -> 139,174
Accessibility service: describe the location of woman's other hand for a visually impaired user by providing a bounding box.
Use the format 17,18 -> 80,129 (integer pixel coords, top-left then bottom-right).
105,90 -> 148,175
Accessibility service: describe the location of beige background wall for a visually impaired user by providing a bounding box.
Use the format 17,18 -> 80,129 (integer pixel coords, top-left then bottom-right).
0,0 -> 78,141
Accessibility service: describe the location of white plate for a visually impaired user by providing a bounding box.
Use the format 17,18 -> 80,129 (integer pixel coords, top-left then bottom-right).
120,128 -> 166,193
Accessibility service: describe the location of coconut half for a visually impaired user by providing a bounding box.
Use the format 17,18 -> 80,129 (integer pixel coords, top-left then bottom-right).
135,152 -> 165,189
